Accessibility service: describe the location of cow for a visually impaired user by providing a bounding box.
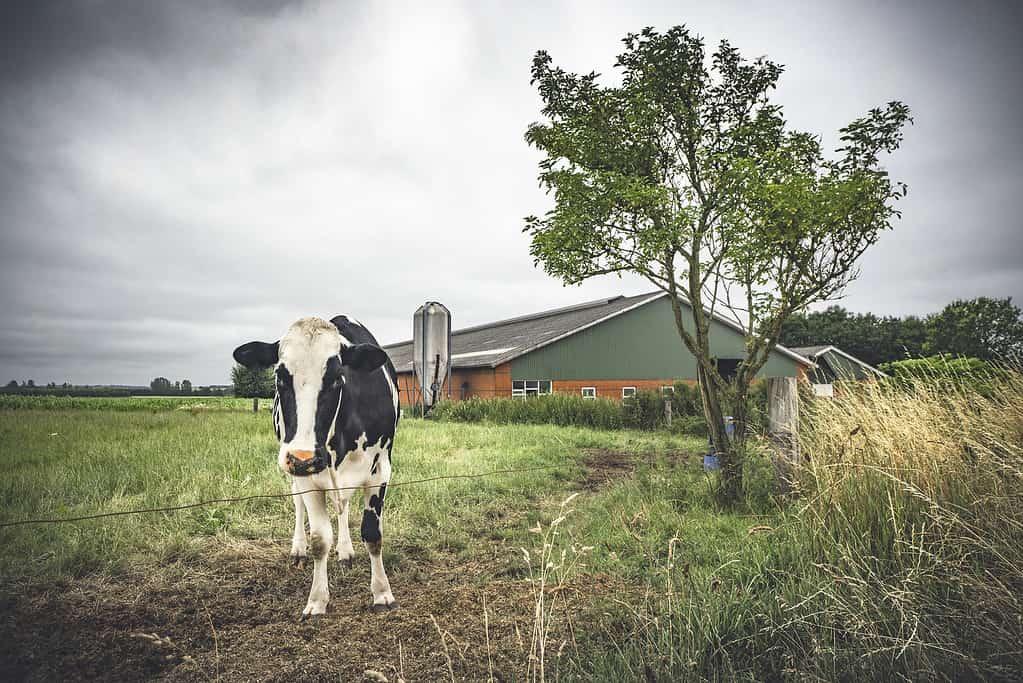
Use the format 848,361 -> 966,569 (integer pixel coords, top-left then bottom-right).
233,315 -> 399,617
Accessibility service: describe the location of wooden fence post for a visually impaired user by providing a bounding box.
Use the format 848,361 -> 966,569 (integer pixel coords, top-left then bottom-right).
768,377 -> 799,490
252,397 -> 259,413
664,398 -> 672,427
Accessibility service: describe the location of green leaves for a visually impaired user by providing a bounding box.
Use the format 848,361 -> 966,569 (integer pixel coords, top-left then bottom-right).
524,25 -> 911,502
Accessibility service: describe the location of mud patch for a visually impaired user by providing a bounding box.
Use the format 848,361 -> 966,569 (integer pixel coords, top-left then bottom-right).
0,540 -> 624,682
577,448 -> 637,490
577,447 -> 693,491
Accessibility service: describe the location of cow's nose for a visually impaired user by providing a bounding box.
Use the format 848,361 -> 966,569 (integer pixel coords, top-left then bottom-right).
284,449 -> 315,474
289,449 -> 315,463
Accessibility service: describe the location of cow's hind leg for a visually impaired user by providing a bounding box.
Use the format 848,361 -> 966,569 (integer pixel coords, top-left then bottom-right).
361,475 -> 396,611
301,481 -> 333,618
289,478 -> 308,568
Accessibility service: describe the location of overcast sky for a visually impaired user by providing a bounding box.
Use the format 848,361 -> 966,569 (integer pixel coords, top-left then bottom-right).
1,0 -> 1021,385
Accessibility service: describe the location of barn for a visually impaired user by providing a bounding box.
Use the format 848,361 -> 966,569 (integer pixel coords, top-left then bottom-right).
384,292 -> 813,406
790,345 -> 887,383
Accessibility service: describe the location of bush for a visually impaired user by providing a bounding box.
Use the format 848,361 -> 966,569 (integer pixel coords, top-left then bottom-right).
668,414 -> 708,438
622,389 -> 667,429
881,355 -> 1010,397
430,394 -> 627,430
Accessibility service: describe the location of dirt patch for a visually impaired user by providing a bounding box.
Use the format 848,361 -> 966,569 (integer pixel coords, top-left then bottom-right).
0,540 -> 625,682
577,448 -> 637,490
577,448 -> 692,491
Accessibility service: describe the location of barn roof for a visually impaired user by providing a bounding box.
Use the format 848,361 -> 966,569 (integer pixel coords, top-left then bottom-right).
385,291 -> 813,373
790,345 -> 887,379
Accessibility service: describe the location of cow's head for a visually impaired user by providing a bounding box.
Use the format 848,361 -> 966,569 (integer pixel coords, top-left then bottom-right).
233,317 -> 389,476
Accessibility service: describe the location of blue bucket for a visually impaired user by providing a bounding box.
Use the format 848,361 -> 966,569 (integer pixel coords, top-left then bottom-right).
704,416 -> 733,471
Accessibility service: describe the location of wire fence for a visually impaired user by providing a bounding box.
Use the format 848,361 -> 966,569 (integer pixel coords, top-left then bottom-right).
0,464 -> 565,529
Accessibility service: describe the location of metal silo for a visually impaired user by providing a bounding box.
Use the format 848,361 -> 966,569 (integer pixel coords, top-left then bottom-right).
413,302 -> 451,412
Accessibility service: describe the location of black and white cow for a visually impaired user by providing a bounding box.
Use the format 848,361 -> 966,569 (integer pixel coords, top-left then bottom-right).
233,315 -> 399,617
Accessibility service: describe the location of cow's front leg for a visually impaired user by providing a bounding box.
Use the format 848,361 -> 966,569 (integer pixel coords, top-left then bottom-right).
331,488 -> 355,567
290,478 -> 308,568
301,483 -> 333,618
361,478 -> 396,611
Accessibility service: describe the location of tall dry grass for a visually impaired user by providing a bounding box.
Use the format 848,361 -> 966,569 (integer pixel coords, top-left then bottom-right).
789,368 -> 1023,680
566,368 -> 1023,681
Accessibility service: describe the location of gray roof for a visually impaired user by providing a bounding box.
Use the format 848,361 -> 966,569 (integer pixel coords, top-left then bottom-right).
384,292 -> 662,372
790,345 -> 833,358
385,292 -> 813,373
790,345 -> 887,377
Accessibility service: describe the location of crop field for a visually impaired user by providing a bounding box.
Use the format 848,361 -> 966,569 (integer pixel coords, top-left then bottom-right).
2,371 -> 1021,682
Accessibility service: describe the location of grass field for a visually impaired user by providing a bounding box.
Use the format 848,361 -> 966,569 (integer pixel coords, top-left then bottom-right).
0,402 -> 721,680
1,373 -> 1020,682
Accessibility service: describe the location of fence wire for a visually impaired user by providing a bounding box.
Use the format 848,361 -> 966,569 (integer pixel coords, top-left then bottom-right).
0,464 -> 564,529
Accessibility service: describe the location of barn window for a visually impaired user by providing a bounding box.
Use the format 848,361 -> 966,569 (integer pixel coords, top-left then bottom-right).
513,380 -> 552,398
622,386 -> 637,399
581,387 -> 596,399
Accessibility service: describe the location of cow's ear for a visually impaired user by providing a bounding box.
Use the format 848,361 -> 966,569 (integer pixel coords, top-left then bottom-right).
340,343 -> 389,373
233,341 -> 279,368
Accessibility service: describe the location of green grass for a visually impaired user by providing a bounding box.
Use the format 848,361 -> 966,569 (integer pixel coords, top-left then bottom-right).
0,404 -> 701,581
4,376 -> 1018,682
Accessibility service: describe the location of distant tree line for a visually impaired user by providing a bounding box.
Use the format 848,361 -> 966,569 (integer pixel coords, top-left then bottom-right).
2,378 -> 229,397
781,297 -> 1023,367
148,377 -> 227,396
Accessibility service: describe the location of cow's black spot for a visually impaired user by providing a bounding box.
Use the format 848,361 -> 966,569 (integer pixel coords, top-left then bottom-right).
314,355 -> 344,447
361,509 -> 381,543
276,365 -> 297,443
370,452 -> 380,475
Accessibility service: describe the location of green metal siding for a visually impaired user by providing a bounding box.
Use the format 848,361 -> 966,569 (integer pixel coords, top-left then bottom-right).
511,297 -> 802,381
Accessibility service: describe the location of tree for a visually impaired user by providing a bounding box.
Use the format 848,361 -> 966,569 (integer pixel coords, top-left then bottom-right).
5,380 -> 16,389
525,26 -> 910,502
780,306 -> 927,366
925,297 -> 1023,361
26,380 -> 35,388
231,364 -> 274,399
181,379 -> 192,394
150,377 -> 172,393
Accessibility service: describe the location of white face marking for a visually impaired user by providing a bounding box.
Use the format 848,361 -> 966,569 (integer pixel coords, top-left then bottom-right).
276,317 -> 343,470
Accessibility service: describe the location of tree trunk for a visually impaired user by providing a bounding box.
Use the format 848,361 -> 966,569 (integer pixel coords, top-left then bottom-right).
698,365 -> 741,504
732,382 -> 750,450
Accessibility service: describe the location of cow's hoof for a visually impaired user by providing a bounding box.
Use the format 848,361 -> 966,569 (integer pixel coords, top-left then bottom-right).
371,601 -> 398,613
299,611 -> 326,622
290,553 -> 307,569
302,601 -> 328,619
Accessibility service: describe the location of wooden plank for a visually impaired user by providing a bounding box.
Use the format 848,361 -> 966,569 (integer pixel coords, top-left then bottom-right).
767,376 -> 799,463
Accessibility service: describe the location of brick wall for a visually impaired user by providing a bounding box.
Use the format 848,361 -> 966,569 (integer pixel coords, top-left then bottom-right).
397,370 -> 696,404
395,363 -> 514,406
552,379 -> 690,400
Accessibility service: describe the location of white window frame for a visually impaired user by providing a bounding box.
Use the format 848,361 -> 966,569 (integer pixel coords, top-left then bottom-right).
513,379 -> 552,398
660,385 -> 674,395
581,387 -> 596,399
621,386 -> 637,399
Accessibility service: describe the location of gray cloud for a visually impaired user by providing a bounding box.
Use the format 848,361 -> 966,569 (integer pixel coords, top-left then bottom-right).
1,0 -> 1021,385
